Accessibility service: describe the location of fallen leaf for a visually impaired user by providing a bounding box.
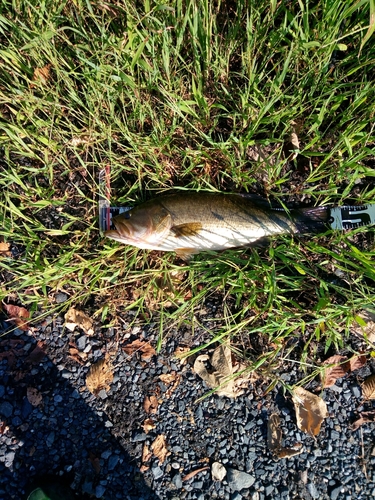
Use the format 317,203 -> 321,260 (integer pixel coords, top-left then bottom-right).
31,64 -> 51,86
322,355 -> 350,387
122,339 -> 155,360
173,346 -> 191,364
349,355 -> 367,372
0,242 -> 11,257
362,374 -> 375,400
285,130 -> 300,161
182,466 -> 210,482
140,465 -> 149,472
26,341 -> 47,364
292,387 -> 328,436
86,358 -> 113,396
351,410 -> 375,431
159,373 -> 177,385
27,387 -> 43,407
211,462 -> 227,481
352,310 -> 375,343
142,418 -> 156,434
143,395 -> 159,414
65,308 -> 94,336
88,451 -> 101,474
0,421 -> 9,435
151,434 -> 169,464
193,344 -> 252,398
267,413 -> 303,459
142,443 -> 152,463
3,303 -> 29,331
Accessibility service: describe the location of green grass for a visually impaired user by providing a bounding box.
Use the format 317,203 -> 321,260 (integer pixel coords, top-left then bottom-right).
1,0 -> 375,389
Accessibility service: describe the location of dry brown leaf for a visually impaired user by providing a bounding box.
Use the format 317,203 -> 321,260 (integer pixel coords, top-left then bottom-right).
86,358 -> 113,396
27,387 -> 43,407
285,131 -> 300,160
351,410 -> 375,431
122,339 -> 155,360
362,374 -> 375,400
0,242 -> 11,257
352,310 -> 375,343
159,373 -> 177,385
142,443 -> 152,463
267,413 -> 303,459
142,418 -> 156,434
173,346 -> 191,364
182,466 -> 210,482
322,355 -> 350,388
349,355 -> 367,372
143,395 -> 159,414
31,64 -> 51,86
292,387 -> 328,436
88,451 -> 101,474
151,434 -> 169,464
26,341 -> 47,365
3,303 -> 30,331
194,344 -> 252,398
65,308 -> 94,336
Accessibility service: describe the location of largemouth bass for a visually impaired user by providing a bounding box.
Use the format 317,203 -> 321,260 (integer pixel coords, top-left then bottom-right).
105,192 -> 330,258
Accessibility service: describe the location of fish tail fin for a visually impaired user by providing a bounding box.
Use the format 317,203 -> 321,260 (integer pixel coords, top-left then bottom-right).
292,206 -> 331,234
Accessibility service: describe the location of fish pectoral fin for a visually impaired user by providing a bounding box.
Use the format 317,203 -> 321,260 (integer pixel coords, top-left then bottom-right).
171,222 -> 202,237
175,247 -> 199,260
104,229 -> 121,241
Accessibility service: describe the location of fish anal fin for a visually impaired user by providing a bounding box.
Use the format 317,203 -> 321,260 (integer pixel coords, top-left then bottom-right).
175,248 -> 199,260
171,222 -> 202,237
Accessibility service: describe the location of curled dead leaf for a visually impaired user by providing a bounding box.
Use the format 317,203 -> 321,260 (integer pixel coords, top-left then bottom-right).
0,241 -> 11,257
322,355 -> 350,388
86,358 -> 113,396
151,434 -> 169,464
173,346 -> 191,364
123,339 -> 155,360
182,466 -> 210,482
65,308 -> 94,336
142,418 -> 156,434
27,387 -> 43,407
31,64 -> 51,86
143,395 -> 159,414
159,373 -> 177,385
142,443 -> 152,463
267,413 -> 303,459
292,387 -> 328,436
362,374 -> 375,400
352,310 -> 375,343
194,344 -> 252,398
351,410 -> 375,431
3,303 -> 30,331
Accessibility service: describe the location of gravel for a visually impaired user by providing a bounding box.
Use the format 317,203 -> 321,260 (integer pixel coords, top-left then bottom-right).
0,315 -> 375,499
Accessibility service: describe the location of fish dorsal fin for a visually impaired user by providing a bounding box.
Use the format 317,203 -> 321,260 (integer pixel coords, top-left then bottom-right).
171,222 -> 203,237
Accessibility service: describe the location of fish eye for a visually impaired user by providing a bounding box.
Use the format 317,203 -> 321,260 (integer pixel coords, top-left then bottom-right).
124,211 -> 131,219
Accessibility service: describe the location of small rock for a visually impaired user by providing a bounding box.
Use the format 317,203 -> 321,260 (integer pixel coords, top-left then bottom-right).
5,451 -> 15,466
227,469 -> 255,491
172,473 -> 182,489
212,462 -> 227,481
152,466 -> 163,480
95,484 -> 106,498
307,483 -> 320,499
231,494 -> 243,500
131,432 -> 147,442
331,485 -> 343,500
0,402 -> 13,418
77,335 -> 86,350
108,454 -> 119,471
0,386 -> 4,398
55,292 -> 68,303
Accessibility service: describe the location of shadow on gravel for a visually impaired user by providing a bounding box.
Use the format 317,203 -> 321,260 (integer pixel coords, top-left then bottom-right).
0,320 -> 159,500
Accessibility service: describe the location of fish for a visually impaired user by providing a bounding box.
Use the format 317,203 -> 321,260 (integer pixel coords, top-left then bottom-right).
104,192 -> 330,258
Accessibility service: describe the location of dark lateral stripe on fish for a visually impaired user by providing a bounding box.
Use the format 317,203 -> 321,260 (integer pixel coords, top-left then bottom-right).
292,206 -> 331,234
171,222 -> 203,237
